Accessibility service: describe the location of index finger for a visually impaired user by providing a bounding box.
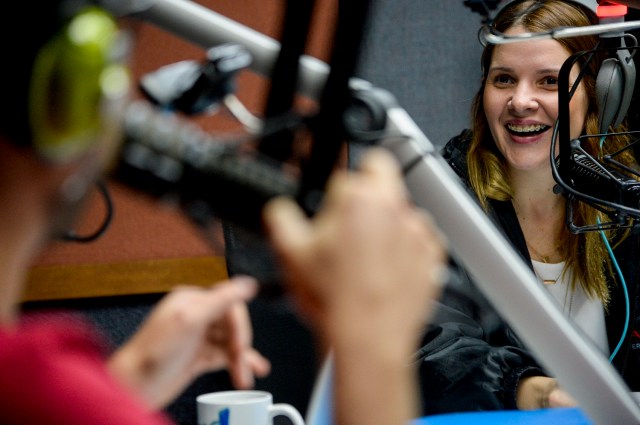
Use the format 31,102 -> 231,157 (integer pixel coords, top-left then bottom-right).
193,276 -> 259,321
357,148 -> 408,196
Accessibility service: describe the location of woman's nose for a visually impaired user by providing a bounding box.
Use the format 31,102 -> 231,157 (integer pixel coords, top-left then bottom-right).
507,84 -> 538,113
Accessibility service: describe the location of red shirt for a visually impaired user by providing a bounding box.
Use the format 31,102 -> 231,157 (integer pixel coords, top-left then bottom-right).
0,312 -> 174,425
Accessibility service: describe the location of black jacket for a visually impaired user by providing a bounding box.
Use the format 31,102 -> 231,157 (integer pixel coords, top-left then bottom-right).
415,130 -> 640,415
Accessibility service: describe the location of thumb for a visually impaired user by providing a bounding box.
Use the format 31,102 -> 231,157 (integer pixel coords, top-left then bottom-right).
548,387 -> 578,408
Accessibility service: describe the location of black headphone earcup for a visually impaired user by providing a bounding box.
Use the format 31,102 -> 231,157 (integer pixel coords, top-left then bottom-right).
595,49 -> 636,133
596,57 -> 624,134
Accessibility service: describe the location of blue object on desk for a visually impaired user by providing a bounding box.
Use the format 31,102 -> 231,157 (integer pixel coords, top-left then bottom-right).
411,407 -> 593,425
306,357 -> 594,425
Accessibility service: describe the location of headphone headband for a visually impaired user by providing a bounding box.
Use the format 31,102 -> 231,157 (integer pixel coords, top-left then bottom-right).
488,0 -> 599,31
491,0 -> 598,22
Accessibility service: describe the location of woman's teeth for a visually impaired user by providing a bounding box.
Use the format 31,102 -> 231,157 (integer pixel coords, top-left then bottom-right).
506,123 -> 549,136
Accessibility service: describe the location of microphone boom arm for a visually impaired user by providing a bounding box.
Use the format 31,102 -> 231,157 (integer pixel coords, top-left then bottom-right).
106,0 -> 331,99
102,1 -> 640,423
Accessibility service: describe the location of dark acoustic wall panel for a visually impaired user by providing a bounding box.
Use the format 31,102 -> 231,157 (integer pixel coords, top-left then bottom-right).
358,0 -> 484,148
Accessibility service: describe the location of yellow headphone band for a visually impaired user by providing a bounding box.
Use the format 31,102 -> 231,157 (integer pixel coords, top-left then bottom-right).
29,6 -> 131,163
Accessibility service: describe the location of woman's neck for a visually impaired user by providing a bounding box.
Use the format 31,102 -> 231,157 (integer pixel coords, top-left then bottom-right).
509,168 -> 566,263
509,165 -> 558,203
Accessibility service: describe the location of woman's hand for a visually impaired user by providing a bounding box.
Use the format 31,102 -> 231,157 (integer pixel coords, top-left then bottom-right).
517,376 -> 578,409
107,276 -> 271,409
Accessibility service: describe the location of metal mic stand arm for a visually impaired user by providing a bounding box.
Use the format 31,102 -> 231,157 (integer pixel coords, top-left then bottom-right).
101,0 -> 333,100
101,1 -> 640,422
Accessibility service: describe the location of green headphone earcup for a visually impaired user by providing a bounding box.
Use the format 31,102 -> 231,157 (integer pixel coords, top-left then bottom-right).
28,7 -> 130,163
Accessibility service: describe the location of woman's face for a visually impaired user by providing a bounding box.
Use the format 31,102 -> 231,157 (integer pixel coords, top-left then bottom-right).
483,25 -> 588,173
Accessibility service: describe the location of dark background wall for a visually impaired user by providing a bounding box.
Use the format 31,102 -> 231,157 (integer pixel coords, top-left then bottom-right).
24,1 -> 485,424
358,0 -> 483,147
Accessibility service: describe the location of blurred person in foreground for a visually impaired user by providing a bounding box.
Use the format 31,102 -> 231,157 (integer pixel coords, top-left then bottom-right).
0,1 -> 447,424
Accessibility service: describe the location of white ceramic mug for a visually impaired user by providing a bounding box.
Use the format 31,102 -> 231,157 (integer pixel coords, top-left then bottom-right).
197,390 -> 305,425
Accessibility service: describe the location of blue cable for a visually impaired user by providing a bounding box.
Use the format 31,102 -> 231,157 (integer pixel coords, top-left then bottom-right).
596,217 -> 630,362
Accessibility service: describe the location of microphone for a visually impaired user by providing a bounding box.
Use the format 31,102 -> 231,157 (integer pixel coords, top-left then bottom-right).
115,99 -> 311,295
550,4 -> 640,233
558,139 -> 640,212
114,100 -> 300,234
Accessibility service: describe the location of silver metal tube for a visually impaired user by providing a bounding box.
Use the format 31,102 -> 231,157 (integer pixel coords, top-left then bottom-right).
102,0 -> 330,99
105,1 -> 640,422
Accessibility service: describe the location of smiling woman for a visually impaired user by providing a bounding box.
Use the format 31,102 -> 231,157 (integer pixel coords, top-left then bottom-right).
415,0 -> 640,416
483,31 -> 588,173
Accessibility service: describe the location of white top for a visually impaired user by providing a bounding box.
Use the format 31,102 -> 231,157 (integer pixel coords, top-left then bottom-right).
532,260 -> 609,356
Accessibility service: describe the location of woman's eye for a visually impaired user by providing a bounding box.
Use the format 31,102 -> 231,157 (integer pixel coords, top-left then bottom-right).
542,76 -> 559,86
492,74 -> 513,86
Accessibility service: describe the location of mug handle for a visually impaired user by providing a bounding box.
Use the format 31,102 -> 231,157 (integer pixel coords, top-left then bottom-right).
269,403 -> 305,425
